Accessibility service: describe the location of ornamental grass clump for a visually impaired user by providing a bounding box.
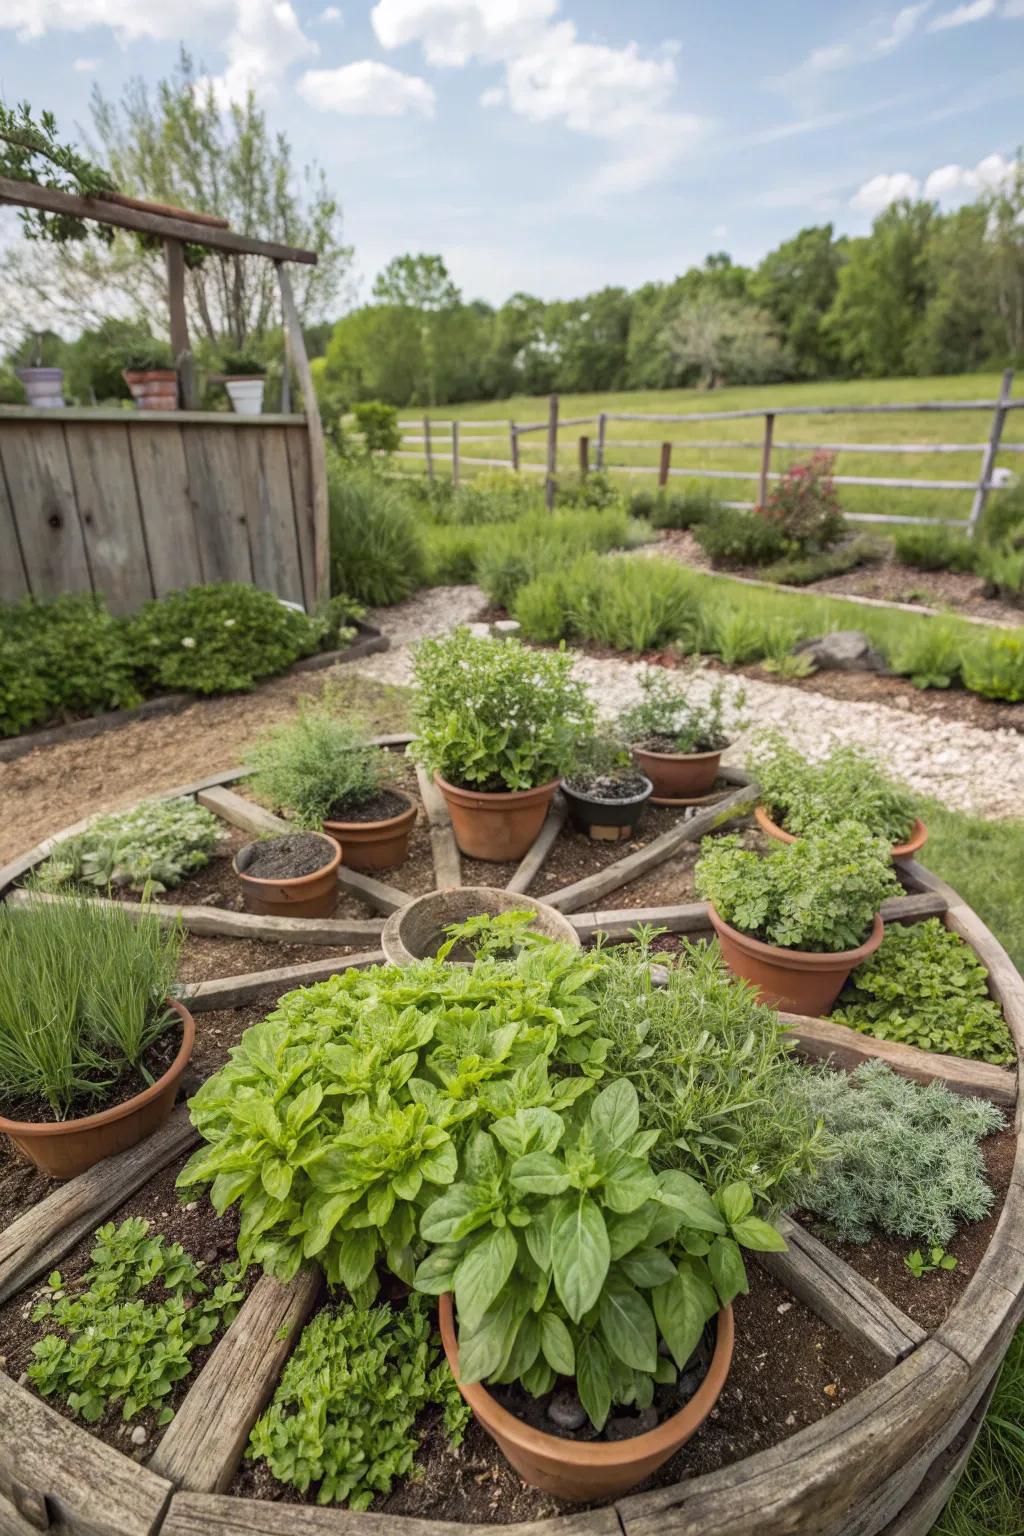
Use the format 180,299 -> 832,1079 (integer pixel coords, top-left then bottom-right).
36,797 -> 222,894
247,706 -> 387,827
749,733 -> 918,845
410,628 -> 595,791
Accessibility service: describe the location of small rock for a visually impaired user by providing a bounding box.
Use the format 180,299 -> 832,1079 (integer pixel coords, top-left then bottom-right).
823,1383 -> 838,1399
547,1391 -> 588,1431
467,622 -> 492,639
493,620 -> 521,638
17,1373 -> 28,1387
202,1248 -> 218,1265
130,1426 -> 148,1446
777,1302 -> 792,1315
605,1407 -> 658,1441
785,1412 -> 797,1426
184,1202 -> 197,1213
677,1370 -> 703,1400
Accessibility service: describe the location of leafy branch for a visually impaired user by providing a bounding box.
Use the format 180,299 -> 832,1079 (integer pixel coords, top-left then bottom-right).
0,101 -> 116,246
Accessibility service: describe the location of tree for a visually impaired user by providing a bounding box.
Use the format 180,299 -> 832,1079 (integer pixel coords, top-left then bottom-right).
910,204 -> 1000,375
664,295 -> 784,388
370,254 -> 461,406
985,155 -> 1024,362
750,225 -> 847,378
823,201 -> 936,377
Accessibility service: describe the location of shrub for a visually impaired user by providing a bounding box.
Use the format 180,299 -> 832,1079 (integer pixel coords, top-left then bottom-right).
960,630 -> 1024,702
552,553 -> 698,653
411,628 -> 594,791
648,487 -> 721,530
749,733 -> 918,844
352,400 -> 401,456
327,462 -> 427,606
696,824 -> 901,954
761,451 -> 844,552
618,665 -> 742,753
693,505 -> 788,568
247,1296 -> 468,1508
791,1061 -> 1002,1245
0,593 -> 140,737
37,797 -> 222,894
761,536 -> 885,587
512,566 -> 573,643
892,525 -> 977,573
555,470 -> 622,511
125,583 -> 322,695
889,622 -> 963,689
248,706 -> 386,827
977,539 -> 1024,603
422,523 -> 495,585
833,918 -> 1014,1065
475,507 -> 644,610
977,481 -> 1024,549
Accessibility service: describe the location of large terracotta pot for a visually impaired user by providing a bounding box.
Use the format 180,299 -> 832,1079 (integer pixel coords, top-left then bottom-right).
324,794 -> 417,872
381,886 -> 580,966
708,903 -> 885,1017
435,774 -> 560,862
0,1000 -> 195,1179
123,369 -> 179,412
754,805 -> 929,861
233,833 -> 341,919
631,744 -> 724,799
438,1293 -> 734,1502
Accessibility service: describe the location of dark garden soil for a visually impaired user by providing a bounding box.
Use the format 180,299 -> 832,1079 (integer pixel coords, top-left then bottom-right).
563,770 -> 651,802
0,1015 -> 184,1127
238,832 -> 337,881
327,787 -> 412,823
799,1127 -> 1018,1334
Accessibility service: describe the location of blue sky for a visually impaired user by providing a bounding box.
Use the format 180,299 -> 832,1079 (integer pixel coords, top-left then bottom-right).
2,0 -> 1023,308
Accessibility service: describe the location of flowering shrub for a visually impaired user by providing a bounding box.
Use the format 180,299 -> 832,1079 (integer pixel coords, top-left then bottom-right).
761,451 -> 844,553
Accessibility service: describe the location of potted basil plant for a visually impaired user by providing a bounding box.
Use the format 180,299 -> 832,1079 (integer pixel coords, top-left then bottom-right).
619,668 -> 745,802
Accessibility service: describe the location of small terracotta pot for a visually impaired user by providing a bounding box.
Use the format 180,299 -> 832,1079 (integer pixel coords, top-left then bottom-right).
0,1000 -> 195,1180
708,904 -> 885,1017
631,744 -> 725,799
233,833 -> 341,919
435,774 -> 560,862
324,793 -> 417,872
755,805 -> 929,861
381,885 -> 580,966
438,1293 -> 734,1502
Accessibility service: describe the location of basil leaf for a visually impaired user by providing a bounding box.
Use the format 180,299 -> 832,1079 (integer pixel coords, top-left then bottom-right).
717,1181 -> 754,1227
619,1246 -> 678,1289
730,1215 -> 788,1253
589,1079 -> 640,1148
598,1277 -> 657,1373
656,1170 -> 727,1233
510,1151 -> 571,1196
455,1227 -> 518,1331
552,1198 -> 610,1324
576,1333 -> 612,1430
540,1311 -> 575,1376
708,1236 -> 749,1305
653,1266 -> 708,1370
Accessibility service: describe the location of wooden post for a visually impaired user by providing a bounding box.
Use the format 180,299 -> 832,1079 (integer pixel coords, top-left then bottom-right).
596,411 -> 607,470
280,351 -> 291,413
164,238 -> 198,409
658,440 -> 672,489
968,368 -> 1014,533
452,419 -> 460,489
758,411 -> 775,507
423,415 -> 434,482
509,421 -> 520,472
545,392 -> 559,510
277,261 -> 329,609
579,435 -> 589,477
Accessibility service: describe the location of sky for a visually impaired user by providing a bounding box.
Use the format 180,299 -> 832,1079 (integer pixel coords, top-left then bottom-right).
1,0 -> 1023,310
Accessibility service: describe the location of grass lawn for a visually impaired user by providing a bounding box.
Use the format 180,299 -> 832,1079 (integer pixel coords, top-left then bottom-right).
394,372 -> 1024,528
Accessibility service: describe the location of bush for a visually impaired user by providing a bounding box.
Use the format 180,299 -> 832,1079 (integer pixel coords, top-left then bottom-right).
889,622 -> 963,689
977,482 -> 1024,549
248,706 -> 386,826
327,462 -> 427,606
960,630 -> 1024,701
833,918 -> 1014,1064
425,471 -> 541,526
977,539 -> 1024,603
352,400 -> 401,456
0,593 -> 140,737
618,664 -> 742,752
791,1061 -> 1002,1245
749,733 -> 918,844
761,451 -> 844,552
475,507 -> 645,609
696,824 -> 900,954
555,470 -> 622,511
37,797 -> 222,894
125,583 -> 322,695
761,536 -> 885,587
892,525 -> 977,573
411,628 -> 594,790
693,505 -> 788,568
648,487 -> 721,530
513,553 -> 698,654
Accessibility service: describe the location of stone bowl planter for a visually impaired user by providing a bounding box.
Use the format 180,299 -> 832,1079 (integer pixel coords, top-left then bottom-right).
381,885 -> 580,966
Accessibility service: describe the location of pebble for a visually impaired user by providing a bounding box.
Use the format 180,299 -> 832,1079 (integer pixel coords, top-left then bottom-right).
785,1411 -> 797,1426
605,1406 -> 658,1441
184,1202 -> 197,1212
17,1372 -> 27,1386
823,1383 -> 838,1399
130,1425 -> 148,1446
777,1302 -> 792,1315
678,1369 -> 703,1400
547,1391 -> 588,1431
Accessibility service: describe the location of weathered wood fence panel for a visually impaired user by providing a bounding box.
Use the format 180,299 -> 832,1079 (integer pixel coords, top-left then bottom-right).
0,410 -> 319,613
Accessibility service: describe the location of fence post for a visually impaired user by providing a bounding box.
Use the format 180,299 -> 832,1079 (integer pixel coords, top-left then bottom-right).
545,393 -> 559,510
579,436 -> 589,478
452,420 -> 460,490
423,416 -> 434,482
968,368 -> 1014,533
509,421 -> 519,472
596,412 -> 607,470
658,441 -> 672,489
758,412 -> 775,507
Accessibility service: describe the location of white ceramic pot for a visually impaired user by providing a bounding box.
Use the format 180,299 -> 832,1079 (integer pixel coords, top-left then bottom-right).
17,368 -> 65,409
225,377 -> 265,415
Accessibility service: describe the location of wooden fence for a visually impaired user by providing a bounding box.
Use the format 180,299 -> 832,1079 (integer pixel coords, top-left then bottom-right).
0,409 -> 321,614
393,369 -> 1024,530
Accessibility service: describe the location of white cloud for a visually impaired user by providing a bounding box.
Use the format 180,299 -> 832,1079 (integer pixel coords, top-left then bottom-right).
299,60 -> 435,116
371,0 -> 557,66
319,4 -> 342,19
480,85 -> 504,107
854,150 -> 1017,214
779,4 -> 931,87
928,0 -> 996,28
850,170 -> 921,213
1003,1 -> 1024,16
72,56 -> 99,70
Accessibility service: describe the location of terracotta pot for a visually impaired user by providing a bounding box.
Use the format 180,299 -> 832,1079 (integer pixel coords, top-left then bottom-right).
708,904 -> 885,1017
435,774 -> 560,862
631,744 -> 725,799
438,1293 -> 734,1502
123,369 -> 179,412
381,885 -> 580,967
561,776 -> 653,842
754,804 -> 929,861
324,793 -> 417,872
233,833 -> 341,919
0,1000 -> 195,1179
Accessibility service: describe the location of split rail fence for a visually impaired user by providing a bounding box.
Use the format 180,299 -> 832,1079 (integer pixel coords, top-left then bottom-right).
390,368 -> 1024,531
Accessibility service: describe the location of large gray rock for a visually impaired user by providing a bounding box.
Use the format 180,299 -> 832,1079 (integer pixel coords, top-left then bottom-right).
794,630 -> 888,673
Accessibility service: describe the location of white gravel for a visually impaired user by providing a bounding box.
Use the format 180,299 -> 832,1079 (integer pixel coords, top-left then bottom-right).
359,586 -> 1024,822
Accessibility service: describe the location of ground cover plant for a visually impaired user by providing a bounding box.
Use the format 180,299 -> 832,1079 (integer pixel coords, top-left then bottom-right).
514,551 -> 698,652
0,592 -> 140,737
934,1324 -> 1024,1536
247,705 -> 387,827
919,800 -> 1024,975
28,1219 -> 245,1425
892,525 -> 977,573
618,667 -> 742,754
695,824 -> 900,953
36,797 -> 222,894
749,734 -> 918,844
0,895 -> 182,1119
791,1061 -> 1002,1246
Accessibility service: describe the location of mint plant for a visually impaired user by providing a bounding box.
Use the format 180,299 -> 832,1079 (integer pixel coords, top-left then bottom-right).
696,824 -> 900,954
749,733 -> 918,844
618,666 -> 744,754
37,796 -> 222,894
28,1219 -> 245,1424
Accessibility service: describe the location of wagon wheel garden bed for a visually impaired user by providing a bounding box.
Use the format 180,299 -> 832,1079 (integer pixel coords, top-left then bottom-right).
0,744 -> 1021,1536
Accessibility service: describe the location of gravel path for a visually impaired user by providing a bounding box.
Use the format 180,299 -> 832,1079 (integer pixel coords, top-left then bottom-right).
361,587 -> 1024,822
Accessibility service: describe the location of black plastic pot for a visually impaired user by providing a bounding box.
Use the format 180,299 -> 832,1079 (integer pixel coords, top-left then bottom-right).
561,775 -> 654,841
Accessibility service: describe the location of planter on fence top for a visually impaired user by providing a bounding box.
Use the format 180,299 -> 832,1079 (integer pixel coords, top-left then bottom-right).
435,774 -> 560,862
0,999 -> 195,1179
708,903 -> 885,1017
123,368 -> 179,411
438,1292 -> 734,1502
562,772 -> 653,841
233,831 -> 341,919
323,791 -> 417,872
381,885 -> 580,966
16,367 -> 65,409
224,376 -> 266,415
754,803 -> 930,861
631,742 -> 726,800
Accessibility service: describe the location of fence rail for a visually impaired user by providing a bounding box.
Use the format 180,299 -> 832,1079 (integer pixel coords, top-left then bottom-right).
390,371 -> 1022,530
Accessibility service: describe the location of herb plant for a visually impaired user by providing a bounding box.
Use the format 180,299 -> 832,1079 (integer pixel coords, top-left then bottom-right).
247,1295 -> 468,1507
696,824 -> 900,954
833,918 -> 1013,1065
411,629 -> 595,791
248,706 -> 387,827
563,732 -> 642,794
693,506 -> 788,568
28,1219 -> 245,1424
618,666 -> 743,754
960,631 -> 1024,703
791,1062 -> 1002,1245
905,1246 -> 957,1279
749,733 -> 918,844
0,593 -> 140,738
37,797 -> 222,894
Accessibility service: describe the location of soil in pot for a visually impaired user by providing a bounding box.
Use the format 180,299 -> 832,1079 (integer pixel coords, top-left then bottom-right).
240,833 -> 336,881
324,788 -> 417,872
234,832 -> 341,920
